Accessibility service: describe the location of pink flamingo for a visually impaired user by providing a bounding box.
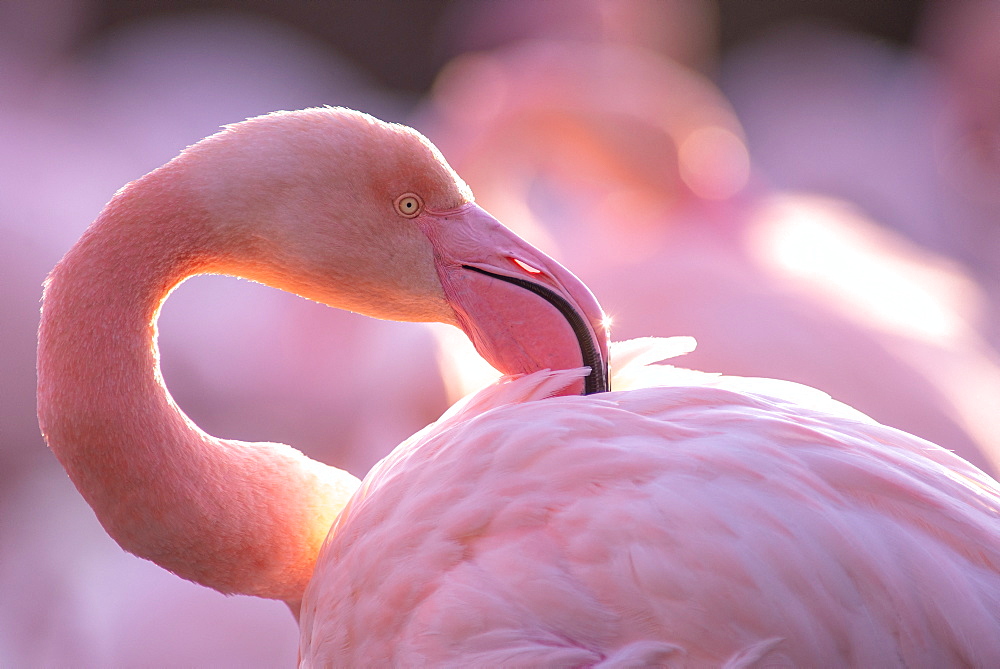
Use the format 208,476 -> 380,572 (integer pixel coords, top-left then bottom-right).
38,107 -> 1000,664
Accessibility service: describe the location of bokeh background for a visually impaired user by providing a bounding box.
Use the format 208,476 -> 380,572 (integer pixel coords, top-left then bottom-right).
4,0 -> 999,665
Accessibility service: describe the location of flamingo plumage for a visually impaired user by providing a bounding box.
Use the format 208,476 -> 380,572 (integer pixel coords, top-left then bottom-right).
38,107 -> 1000,665
302,338 -> 1000,665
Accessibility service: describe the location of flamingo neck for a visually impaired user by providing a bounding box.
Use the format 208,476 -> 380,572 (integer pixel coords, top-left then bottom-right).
37,177 -> 360,604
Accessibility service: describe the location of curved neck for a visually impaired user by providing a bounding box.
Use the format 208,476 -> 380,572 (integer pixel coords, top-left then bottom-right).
37,178 -> 360,604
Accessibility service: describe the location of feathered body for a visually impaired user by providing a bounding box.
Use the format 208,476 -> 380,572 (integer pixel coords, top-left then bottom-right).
301,340 -> 1000,666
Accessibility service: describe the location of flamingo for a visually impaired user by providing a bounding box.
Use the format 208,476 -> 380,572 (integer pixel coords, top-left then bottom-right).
38,107 -> 1000,664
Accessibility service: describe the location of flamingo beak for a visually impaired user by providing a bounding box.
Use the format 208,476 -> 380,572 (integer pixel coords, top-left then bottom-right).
417,203 -> 610,396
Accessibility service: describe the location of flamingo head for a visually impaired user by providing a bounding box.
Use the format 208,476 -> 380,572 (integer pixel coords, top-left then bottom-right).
178,108 -> 610,395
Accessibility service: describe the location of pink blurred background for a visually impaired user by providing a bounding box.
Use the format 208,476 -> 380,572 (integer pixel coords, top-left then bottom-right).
3,0 -> 998,665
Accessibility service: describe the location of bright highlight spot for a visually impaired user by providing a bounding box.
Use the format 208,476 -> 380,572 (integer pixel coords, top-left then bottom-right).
678,125 -> 750,200
511,257 -> 543,274
749,195 -> 975,345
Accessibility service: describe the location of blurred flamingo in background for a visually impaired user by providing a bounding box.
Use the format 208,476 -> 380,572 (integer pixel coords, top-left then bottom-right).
38,107 -> 1000,666
437,0 -> 720,73
720,0 -> 1000,346
420,39 -> 1000,476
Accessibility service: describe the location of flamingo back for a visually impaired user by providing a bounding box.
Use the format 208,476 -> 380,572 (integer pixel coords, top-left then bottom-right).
299,340 -> 1000,666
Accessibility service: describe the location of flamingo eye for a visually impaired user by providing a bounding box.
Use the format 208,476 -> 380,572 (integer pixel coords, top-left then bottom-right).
394,194 -> 423,218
